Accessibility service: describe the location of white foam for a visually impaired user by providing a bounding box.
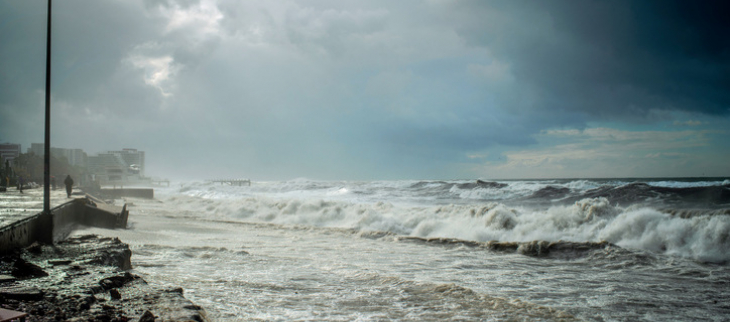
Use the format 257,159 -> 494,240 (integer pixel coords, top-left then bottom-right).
600,208 -> 730,262
156,181 -> 730,262
646,180 -> 728,188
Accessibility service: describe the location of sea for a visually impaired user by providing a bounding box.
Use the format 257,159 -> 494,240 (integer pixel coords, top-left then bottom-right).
75,178 -> 730,321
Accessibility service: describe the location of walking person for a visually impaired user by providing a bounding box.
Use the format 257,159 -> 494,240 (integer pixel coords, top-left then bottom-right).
17,176 -> 23,193
64,175 -> 74,198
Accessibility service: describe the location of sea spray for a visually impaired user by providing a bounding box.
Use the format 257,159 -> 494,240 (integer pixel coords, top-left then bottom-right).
167,179 -> 730,263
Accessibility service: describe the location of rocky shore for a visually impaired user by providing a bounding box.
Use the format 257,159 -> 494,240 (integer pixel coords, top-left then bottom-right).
0,235 -> 208,321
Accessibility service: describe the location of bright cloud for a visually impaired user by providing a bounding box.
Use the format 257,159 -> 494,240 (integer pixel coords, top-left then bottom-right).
160,0 -> 224,38
127,54 -> 178,97
474,127 -> 726,178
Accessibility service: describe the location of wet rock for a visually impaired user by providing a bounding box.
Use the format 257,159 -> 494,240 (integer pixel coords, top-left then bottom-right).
89,285 -> 104,294
86,238 -> 132,270
5,256 -> 48,278
30,305 -> 46,315
58,235 -> 133,270
79,301 -> 91,310
166,287 -> 184,294
0,235 -> 209,321
0,274 -> 16,283
48,260 -> 72,266
110,288 -> 122,300
84,295 -> 96,304
100,272 -> 138,290
139,310 -> 156,322
0,285 -> 44,301
189,314 -> 207,322
96,313 -> 112,322
25,242 -> 43,254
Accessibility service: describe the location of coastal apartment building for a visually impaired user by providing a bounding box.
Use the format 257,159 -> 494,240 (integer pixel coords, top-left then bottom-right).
87,148 -> 147,185
22,143 -> 145,185
27,143 -> 87,167
11,143 -> 147,185
0,142 -> 21,165
107,149 -> 145,176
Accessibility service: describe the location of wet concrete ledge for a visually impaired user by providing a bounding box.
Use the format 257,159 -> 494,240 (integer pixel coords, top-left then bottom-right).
99,188 -> 154,199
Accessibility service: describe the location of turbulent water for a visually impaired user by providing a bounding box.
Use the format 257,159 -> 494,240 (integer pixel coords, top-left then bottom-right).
75,178 -> 730,321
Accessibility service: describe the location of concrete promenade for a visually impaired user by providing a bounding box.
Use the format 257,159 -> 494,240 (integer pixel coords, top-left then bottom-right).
0,187 -> 72,227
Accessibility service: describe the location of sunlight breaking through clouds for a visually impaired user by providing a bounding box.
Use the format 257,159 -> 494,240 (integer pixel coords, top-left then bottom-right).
127,54 -> 178,97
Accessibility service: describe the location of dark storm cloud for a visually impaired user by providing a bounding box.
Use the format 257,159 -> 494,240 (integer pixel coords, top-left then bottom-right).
452,0 -> 730,120
0,1 -> 166,132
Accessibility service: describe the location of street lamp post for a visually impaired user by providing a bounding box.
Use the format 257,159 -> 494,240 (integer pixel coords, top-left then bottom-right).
41,0 -> 53,244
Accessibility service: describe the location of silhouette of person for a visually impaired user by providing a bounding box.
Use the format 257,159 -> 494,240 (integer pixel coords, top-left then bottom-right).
64,175 -> 74,198
18,176 -> 23,193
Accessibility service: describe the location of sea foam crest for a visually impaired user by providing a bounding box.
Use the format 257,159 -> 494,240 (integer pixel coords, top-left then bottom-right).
599,207 -> 730,262
164,184 -> 730,263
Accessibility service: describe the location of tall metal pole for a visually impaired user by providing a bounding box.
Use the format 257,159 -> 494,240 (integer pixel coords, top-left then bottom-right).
43,0 -> 52,214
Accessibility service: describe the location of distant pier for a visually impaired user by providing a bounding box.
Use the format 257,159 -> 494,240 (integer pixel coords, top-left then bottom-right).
210,179 -> 251,186
151,179 -> 170,187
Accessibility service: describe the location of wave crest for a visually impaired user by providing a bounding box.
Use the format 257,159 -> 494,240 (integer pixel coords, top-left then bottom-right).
159,190 -> 730,263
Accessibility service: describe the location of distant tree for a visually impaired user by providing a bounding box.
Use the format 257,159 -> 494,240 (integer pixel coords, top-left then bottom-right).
13,153 -> 40,180
13,152 -> 83,184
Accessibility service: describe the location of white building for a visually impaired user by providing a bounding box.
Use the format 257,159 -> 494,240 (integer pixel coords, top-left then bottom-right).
0,142 -> 21,165
87,148 -> 147,185
107,149 -> 145,176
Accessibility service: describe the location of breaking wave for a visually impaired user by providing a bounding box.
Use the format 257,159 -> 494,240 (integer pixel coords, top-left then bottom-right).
164,179 -> 730,263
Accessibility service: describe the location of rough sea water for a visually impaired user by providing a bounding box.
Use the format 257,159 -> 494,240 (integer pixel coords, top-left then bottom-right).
75,178 -> 730,321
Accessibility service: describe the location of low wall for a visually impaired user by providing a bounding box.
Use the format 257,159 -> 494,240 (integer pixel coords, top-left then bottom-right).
0,213 -> 48,253
53,199 -> 85,242
100,188 -> 154,199
0,198 -> 128,254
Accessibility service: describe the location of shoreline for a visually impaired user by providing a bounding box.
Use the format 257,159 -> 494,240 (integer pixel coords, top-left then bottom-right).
0,187 -> 209,321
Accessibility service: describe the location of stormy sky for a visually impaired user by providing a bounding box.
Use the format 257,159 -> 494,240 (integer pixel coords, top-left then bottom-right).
1,0 -> 728,180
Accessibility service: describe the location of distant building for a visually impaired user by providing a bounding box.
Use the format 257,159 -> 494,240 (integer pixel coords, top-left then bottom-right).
0,143 -> 21,165
87,148 -> 147,185
28,143 -> 87,167
27,143 -> 43,157
23,144 -> 149,185
107,149 -> 145,176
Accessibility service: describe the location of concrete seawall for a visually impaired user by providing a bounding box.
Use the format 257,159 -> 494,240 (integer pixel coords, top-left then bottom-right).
99,188 -> 154,199
0,212 -> 50,254
0,197 -> 128,253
